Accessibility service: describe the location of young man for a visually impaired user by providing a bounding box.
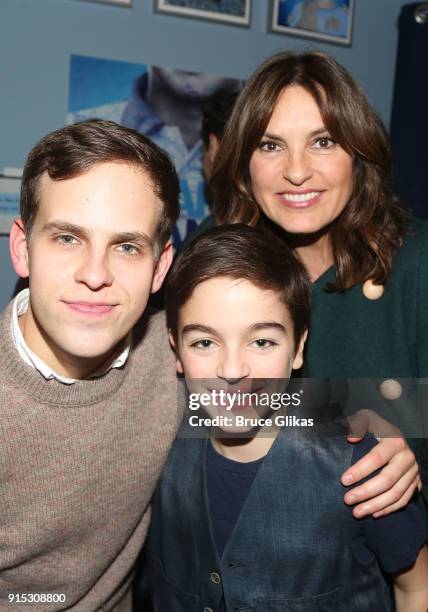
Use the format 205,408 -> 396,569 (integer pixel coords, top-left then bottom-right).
0,119 -> 180,610
146,225 -> 428,611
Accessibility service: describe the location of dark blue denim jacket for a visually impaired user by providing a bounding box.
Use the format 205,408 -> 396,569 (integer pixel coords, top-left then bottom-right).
147,428 -> 392,611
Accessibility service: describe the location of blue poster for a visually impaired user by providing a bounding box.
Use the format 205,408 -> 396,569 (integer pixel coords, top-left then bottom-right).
0,177 -> 21,234
68,55 -> 240,246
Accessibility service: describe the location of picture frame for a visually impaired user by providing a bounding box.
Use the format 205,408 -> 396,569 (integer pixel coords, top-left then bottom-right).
155,0 -> 252,27
0,176 -> 21,235
270,0 -> 354,46
74,0 -> 132,6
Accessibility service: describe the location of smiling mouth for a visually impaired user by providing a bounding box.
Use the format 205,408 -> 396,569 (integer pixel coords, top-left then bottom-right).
279,191 -> 322,208
207,380 -> 266,394
64,302 -> 117,315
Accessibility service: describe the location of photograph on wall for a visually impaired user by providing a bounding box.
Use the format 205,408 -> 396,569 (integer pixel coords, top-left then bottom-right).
74,0 -> 132,6
271,0 -> 354,45
68,54 -> 241,247
155,0 -> 251,27
0,176 -> 21,235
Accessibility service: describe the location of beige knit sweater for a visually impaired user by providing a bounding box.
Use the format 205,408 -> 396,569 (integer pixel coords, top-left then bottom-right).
0,303 -> 179,611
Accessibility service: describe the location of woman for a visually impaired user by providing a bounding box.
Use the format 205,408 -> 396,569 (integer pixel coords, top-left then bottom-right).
210,51 -> 427,518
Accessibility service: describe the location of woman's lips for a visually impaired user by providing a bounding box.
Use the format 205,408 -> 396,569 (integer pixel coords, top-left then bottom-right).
277,190 -> 322,208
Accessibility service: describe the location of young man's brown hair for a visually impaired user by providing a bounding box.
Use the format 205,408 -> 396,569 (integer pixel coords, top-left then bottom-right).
21,119 -> 180,251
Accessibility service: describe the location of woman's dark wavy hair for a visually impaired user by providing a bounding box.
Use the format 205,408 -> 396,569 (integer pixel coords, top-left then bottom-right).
211,52 -> 408,291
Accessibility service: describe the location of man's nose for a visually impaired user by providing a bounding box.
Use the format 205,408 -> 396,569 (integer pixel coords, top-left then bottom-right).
74,249 -> 114,290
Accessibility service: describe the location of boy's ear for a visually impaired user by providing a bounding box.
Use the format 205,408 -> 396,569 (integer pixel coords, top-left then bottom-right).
291,329 -> 308,370
10,218 -> 30,278
168,330 -> 184,374
151,241 -> 173,294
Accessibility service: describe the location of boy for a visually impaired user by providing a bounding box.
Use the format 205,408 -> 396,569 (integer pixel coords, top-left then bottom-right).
146,225 -> 428,611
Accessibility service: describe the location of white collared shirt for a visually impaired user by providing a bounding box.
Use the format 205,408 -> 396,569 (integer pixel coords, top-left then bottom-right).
11,289 -> 130,385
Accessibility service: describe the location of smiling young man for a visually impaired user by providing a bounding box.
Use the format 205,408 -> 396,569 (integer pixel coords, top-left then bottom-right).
0,119 -> 180,610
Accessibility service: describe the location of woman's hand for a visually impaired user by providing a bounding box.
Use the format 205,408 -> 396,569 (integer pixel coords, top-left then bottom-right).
341,409 -> 421,518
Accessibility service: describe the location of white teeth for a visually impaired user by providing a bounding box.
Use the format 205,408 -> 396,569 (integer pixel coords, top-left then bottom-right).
283,191 -> 320,202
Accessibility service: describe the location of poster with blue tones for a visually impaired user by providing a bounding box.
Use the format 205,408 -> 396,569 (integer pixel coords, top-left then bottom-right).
271,0 -> 354,45
68,55 -> 241,247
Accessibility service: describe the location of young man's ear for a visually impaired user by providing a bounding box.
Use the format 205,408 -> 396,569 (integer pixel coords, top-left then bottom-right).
151,241 -> 173,294
9,218 -> 30,278
292,329 -> 308,370
168,330 -> 184,374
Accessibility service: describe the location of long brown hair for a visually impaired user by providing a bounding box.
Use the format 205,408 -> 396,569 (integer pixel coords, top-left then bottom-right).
211,52 -> 407,291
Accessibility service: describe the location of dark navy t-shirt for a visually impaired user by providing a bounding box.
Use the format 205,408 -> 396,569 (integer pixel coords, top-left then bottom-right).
206,436 -> 426,598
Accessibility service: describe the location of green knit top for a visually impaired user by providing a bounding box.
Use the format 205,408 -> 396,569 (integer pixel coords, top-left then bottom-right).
304,219 -> 428,509
305,219 -> 428,379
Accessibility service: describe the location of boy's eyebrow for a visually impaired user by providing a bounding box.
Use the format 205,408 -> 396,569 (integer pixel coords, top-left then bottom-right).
182,324 -> 218,336
41,222 -> 154,247
181,322 -> 287,335
248,322 -> 287,333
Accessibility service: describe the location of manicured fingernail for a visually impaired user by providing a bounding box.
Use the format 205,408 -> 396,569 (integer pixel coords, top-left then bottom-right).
342,474 -> 354,484
346,494 -> 357,503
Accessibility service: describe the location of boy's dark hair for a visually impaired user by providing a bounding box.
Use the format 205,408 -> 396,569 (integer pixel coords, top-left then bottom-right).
166,224 -> 311,352
201,91 -> 239,149
21,119 -> 180,250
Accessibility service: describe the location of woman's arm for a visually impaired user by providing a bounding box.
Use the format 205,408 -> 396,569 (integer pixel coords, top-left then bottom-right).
341,410 -> 420,518
393,546 -> 428,612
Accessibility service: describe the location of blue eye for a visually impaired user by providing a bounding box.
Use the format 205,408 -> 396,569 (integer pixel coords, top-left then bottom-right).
56,234 -> 78,245
118,244 -> 139,255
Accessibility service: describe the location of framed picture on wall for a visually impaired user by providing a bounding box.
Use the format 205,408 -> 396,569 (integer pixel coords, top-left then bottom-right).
270,0 -> 354,45
75,0 -> 132,6
155,0 -> 252,27
0,176 -> 21,235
